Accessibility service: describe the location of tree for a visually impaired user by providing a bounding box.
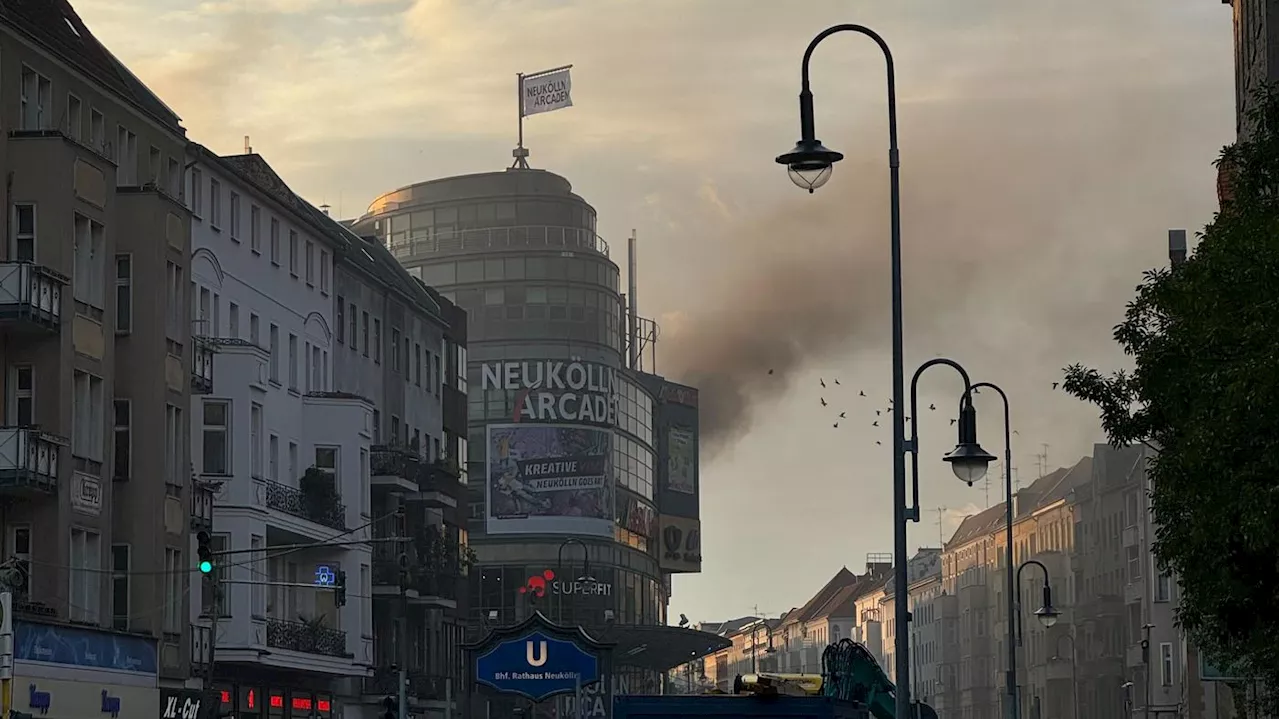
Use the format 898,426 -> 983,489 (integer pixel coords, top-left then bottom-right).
1062,88 -> 1277,698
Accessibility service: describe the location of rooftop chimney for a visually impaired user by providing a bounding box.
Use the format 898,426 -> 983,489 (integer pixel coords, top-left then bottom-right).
320,204 -> 331,217
244,135 -> 252,154
1168,229 -> 1187,266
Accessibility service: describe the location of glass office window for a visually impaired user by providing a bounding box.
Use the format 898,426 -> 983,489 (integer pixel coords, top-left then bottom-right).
504,257 -> 525,279
484,259 -> 504,281
457,260 -> 483,283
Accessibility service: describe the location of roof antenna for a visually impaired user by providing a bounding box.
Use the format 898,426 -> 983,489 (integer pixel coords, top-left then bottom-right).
244,135 -> 252,154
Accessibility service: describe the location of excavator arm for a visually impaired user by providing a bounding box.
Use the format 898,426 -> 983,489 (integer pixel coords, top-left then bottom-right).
822,640 -> 939,719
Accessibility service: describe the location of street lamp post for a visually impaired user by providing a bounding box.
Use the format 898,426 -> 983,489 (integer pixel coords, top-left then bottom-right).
776,27 -> 997,718
1052,632 -> 1080,719
1013,559 -> 1061,719
964,381 -> 1018,719
750,621 -> 774,674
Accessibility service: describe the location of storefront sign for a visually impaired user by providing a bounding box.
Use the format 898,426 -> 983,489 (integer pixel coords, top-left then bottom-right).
160,690 -> 204,719
15,620 -> 157,673
658,383 -> 698,408
518,569 -> 612,599
474,631 -> 601,702
658,515 -> 702,573
481,360 -> 618,425
15,679 -> 157,719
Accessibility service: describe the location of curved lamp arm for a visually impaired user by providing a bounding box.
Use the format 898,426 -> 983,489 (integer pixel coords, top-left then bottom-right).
798,25 -> 899,158
1014,559 -> 1051,646
906,357 -> 975,520
557,538 -> 589,578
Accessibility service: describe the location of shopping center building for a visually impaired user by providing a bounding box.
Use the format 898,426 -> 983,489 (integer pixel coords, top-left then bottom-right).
348,168 -> 726,715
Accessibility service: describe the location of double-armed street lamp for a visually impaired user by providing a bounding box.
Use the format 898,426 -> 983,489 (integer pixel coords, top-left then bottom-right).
774,25 -> 999,719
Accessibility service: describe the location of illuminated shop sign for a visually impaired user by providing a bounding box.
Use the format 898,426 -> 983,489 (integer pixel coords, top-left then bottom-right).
482,360 -> 618,425
518,569 -> 612,598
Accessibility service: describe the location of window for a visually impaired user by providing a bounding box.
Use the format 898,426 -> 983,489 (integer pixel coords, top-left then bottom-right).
73,214 -> 106,309
372,410 -> 380,443
210,179 -> 222,228
390,329 -> 400,371
89,108 -> 105,151
359,448 -> 370,516
115,254 -> 132,333
115,126 -> 137,185
373,319 -> 381,364
250,535 -> 266,616
8,365 -> 34,426
319,250 -> 330,293
20,66 -> 51,131
165,405 -> 183,486
1155,570 -> 1172,603
69,528 -> 102,623
310,345 -> 322,391
191,168 -> 203,216
166,262 -> 183,338
167,546 -> 187,628
249,313 -> 260,346
348,304 -> 357,351
12,204 -> 35,262
7,526 -> 31,598
66,94 -> 82,141
250,205 -> 262,252
1160,642 -> 1175,686
288,230 -> 299,276
202,400 -> 230,475
269,324 -> 280,383
269,435 -> 280,482
415,344 -> 422,386
148,147 -> 161,185
361,312 -> 370,356
304,240 -> 315,285
72,371 -> 105,462
112,399 -> 130,481
228,303 -> 239,338
250,403 -> 264,479
288,442 -> 299,482
336,298 -> 345,344
270,218 -> 281,264
167,157 -> 181,197
111,544 -> 130,630
391,416 -> 400,445
1126,544 -> 1141,583
288,334 -> 299,390
432,352 -> 441,394
360,565 -> 372,636
230,192 -> 241,240
315,447 -> 338,481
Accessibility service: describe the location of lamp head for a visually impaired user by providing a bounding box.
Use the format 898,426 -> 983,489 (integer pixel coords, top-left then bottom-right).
777,140 -> 844,193
1035,603 -> 1060,628
943,398 -> 995,485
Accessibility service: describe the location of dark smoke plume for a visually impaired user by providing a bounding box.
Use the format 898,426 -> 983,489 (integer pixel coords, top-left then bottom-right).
660,83 -> 1228,458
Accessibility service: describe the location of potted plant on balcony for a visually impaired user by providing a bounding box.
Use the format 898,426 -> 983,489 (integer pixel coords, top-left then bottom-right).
300,467 -> 340,523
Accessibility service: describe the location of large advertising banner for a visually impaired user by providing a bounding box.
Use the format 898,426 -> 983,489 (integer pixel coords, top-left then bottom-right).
666,426 -> 697,494
486,423 -> 614,536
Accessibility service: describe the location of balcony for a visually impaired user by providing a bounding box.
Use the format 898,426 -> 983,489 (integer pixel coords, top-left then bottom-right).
370,445 -> 418,492
0,427 -> 63,496
191,336 -> 216,394
414,459 -> 462,507
190,480 -> 216,531
370,525 -> 465,606
363,668 -> 454,703
0,262 -> 66,333
264,471 -> 347,531
265,618 -> 348,658
1124,580 -> 1143,604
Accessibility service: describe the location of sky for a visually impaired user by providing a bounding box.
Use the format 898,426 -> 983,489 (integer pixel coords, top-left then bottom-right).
76,0 -> 1236,624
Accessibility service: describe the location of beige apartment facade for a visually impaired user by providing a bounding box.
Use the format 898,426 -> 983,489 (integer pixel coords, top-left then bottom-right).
0,0 -> 195,687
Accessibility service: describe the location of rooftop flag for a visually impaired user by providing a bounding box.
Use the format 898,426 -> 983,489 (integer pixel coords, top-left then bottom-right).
513,64 -> 573,168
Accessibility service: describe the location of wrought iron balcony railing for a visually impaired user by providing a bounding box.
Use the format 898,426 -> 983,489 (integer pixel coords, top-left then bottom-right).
191,336 -> 216,394
0,262 -> 66,332
264,478 -> 346,531
265,618 -> 347,657
370,445 -> 418,479
0,427 -> 63,495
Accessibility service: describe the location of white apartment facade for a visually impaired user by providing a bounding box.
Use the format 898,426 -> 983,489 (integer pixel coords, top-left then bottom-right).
186,145 -> 375,698
909,568 -> 945,707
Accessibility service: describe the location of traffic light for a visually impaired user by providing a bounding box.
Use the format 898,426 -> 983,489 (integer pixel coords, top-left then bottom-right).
335,570 -> 347,607
196,531 -> 214,574
380,696 -> 396,719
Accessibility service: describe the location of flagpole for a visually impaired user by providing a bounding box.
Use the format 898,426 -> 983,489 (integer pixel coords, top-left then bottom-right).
513,72 -> 529,169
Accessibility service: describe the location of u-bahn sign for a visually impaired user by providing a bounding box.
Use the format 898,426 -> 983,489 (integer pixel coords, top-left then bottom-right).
464,611 -> 613,703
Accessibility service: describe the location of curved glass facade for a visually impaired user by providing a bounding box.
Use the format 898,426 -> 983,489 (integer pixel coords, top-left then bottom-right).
353,170 -> 666,633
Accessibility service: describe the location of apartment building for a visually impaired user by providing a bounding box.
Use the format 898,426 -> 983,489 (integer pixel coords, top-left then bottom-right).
909,560 -> 950,710
0,0 -> 196,707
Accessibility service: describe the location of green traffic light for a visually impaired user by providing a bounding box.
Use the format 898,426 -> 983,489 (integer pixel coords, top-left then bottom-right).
199,560 -> 214,574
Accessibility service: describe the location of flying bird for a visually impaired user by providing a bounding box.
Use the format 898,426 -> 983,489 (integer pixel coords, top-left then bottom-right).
838,412 -> 846,419
768,369 -> 774,375
929,403 -> 936,411
886,407 -> 893,414
1052,382 -> 1060,390
1013,430 -> 1021,436
820,398 -> 828,407
875,441 -> 882,446
834,378 -> 841,385
872,421 -> 879,427
833,422 -> 840,429
904,416 -> 911,422
859,390 -> 866,397
876,410 -> 881,416
949,418 -> 957,426
820,379 -> 826,388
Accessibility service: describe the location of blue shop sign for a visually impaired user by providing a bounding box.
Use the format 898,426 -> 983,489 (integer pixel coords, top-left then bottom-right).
475,631 -> 600,702
15,621 -> 157,674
